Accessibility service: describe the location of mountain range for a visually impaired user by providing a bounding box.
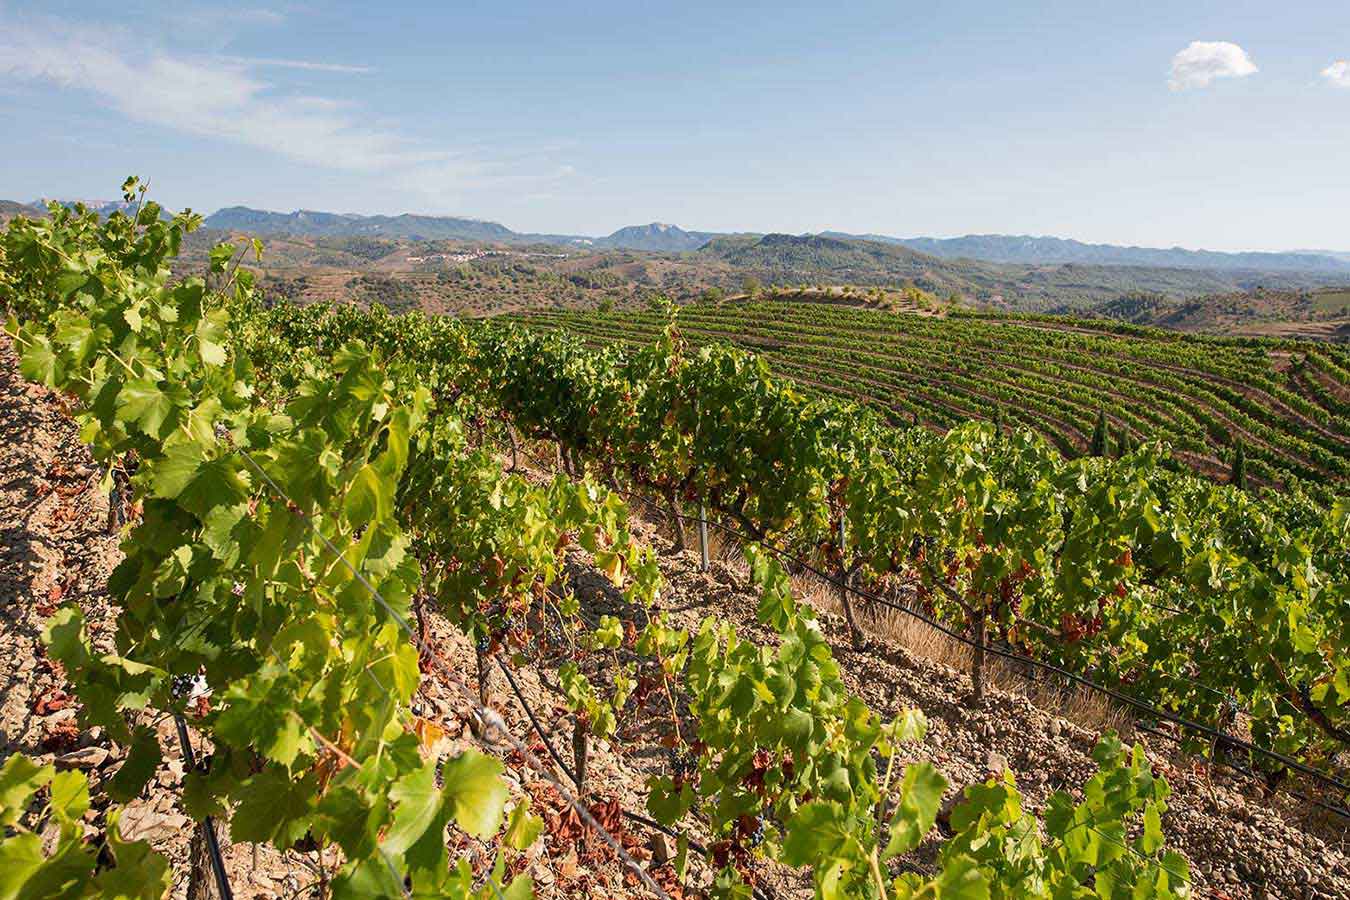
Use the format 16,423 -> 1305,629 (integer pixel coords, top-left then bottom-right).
829,233 -> 1350,274
7,198 -> 1350,276
189,207 -> 1350,274
199,207 -> 723,252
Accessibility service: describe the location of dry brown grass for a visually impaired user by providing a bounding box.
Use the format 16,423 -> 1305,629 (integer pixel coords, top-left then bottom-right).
799,568 -> 1132,735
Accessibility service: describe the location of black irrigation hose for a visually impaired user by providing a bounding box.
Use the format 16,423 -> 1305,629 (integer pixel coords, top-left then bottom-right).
494,433 -> 1350,808
494,654 -> 779,900
495,655 -> 575,783
688,507 -> 1350,804
173,715 -> 234,900
1135,722 -> 1350,822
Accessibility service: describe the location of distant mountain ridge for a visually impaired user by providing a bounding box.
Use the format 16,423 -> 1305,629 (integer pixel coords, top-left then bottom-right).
8,199 -> 1350,272
1293,249 -> 1350,264
0,200 -> 42,222
593,222 -> 719,251
202,208 -> 720,251
823,232 -> 1350,274
204,206 -> 519,242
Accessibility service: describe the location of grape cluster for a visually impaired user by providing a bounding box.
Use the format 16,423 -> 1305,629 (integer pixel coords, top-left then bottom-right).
748,814 -> 766,848
170,673 -> 210,700
672,751 -> 696,786
475,634 -> 491,652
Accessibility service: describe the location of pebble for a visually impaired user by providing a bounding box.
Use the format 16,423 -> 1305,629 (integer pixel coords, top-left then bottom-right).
54,746 -> 109,769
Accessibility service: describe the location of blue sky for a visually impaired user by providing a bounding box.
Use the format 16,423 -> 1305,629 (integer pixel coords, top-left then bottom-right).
1,0 -> 1347,250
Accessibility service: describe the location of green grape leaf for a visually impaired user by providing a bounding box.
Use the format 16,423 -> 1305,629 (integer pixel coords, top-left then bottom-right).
439,750 -> 508,838
501,874 -> 534,900
1140,802 -> 1164,855
884,763 -> 947,860
383,760 -> 442,855
505,798 -> 544,850
18,336 -> 61,386
106,726 -> 162,803
0,755 -> 51,827
782,802 -> 847,866
231,768 -> 315,847
0,833 -> 49,898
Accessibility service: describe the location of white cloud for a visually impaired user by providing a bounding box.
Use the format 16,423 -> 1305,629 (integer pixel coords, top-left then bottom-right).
0,14 -> 571,204
1168,41 -> 1258,91
1323,60 -> 1350,88
219,55 -> 375,74
0,18 -> 430,171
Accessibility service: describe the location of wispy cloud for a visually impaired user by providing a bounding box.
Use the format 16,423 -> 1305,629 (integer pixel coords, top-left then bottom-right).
0,17 -> 426,170
1168,41 -> 1258,91
0,13 -> 568,204
219,55 -> 374,74
1323,60 -> 1350,88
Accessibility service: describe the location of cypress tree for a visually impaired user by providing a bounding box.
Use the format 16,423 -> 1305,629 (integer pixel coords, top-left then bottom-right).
1090,408 -> 1108,457
1231,441 -> 1248,490
992,405 -> 1005,438
1114,423 -> 1129,457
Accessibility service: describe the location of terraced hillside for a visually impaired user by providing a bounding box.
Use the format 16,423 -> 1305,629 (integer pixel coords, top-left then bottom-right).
514,297 -> 1350,495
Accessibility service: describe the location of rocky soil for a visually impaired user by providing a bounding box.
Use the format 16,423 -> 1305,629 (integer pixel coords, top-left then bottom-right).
2,331 -> 1348,899
0,336 -> 701,900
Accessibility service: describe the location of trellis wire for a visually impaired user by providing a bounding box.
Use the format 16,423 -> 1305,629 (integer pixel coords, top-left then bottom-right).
494,653 -> 780,900
234,447 -> 675,900
491,431 -> 1350,812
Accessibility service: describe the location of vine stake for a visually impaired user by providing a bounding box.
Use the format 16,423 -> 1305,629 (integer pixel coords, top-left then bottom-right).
838,515 -> 863,649
698,502 -> 711,572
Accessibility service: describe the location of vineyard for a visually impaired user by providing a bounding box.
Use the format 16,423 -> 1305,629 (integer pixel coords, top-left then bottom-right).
1,192 -> 1348,898
513,297 -> 1350,499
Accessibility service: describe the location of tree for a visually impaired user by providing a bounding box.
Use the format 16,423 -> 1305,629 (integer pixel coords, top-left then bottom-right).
1090,408 -> 1108,457
1231,440 -> 1248,490
1114,423 -> 1129,457
992,405 -> 1005,438
742,276 -> 762,297
700,286 -> 725,304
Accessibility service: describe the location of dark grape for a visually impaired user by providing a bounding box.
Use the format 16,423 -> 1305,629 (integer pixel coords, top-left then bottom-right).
748,811 -> 768,847
170,673 -> 208,700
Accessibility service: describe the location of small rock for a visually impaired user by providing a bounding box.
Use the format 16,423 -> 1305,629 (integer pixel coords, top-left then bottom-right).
118,803 -> 189,843
55,746 -> 109,770
649,831 -> 676,864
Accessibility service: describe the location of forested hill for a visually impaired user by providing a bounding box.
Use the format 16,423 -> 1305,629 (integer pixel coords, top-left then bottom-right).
695,233 -> 1350,308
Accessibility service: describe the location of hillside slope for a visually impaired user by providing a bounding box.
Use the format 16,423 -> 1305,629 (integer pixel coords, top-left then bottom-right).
0,200 -> 41,222
519,298 -> 1350,494
697,234 -> 1350,307
4,334 -> 1347,899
